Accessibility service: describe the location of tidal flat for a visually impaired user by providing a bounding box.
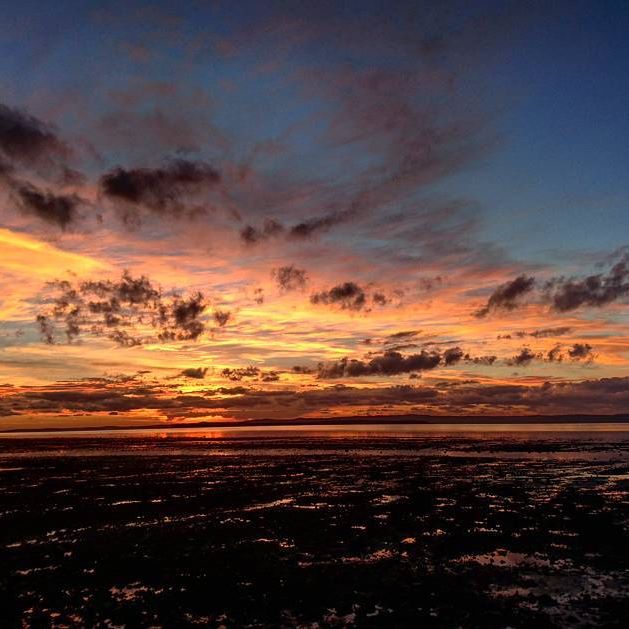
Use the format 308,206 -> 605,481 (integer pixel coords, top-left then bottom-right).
1,432 -> 628,628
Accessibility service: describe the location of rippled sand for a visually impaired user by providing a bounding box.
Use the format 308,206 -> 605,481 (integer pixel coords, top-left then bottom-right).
1,433 -> 628,627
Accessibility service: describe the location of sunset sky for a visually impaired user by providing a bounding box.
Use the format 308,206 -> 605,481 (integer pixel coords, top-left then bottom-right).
1,1 -> 629,429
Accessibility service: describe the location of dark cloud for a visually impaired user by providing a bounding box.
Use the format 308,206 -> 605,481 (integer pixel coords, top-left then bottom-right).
506,347 -> 540,367
6,375 -> 629,421
180,367 -> 208,379
498,327 -> 573,340
476,253 -> 629,318
310,285 -> 395,311
475,275 -> 536,318
11,181 -> 82,229
515,343 -> 597,365
288,208 -> 354,239
386,330 -> 421,341
272,265 -> 308,291
35,314 -> 54,345
567,343 -> 594,361
507,344 -> 595,367
221,366 -> 280,383
529,326 -> 573,338
209,386 -> 251,396
107,330 -> 144,348
318,350 -> 442,378
443,347 -> 464,366
546,345 -> 563,363
318,345 -> 499,378
36,272 -> 209,346
0,102 -> 69,168
463,354 -> 497,366
261,371 -> 280,382
99,159 -> 221,219
240,219 -> 284,245
310,282 -> 367,311
213,309 -> 232,327
160,293 -> 207,341
0,103 -> 85,229
239,208 -> 359,245
253,288 -> 264,305
546,254 -> 629,312
221,366 -> 261,381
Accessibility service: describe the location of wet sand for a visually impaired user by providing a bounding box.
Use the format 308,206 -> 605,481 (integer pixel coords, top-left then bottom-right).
1,432 -> 628,627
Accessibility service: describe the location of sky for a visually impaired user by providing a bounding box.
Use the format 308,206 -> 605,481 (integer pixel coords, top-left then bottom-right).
1,0 -> 629,429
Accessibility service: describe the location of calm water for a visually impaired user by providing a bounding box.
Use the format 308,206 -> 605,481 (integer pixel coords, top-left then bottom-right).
2,422 -> 629,440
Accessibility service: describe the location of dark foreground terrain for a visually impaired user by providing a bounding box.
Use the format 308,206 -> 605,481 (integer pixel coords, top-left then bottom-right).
1,432 -> 628,628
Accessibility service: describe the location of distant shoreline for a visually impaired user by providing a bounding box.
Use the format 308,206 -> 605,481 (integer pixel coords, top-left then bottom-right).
2,414 -> 629,434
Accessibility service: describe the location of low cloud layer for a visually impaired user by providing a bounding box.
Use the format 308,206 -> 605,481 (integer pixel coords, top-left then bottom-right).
3,374 -> 629,421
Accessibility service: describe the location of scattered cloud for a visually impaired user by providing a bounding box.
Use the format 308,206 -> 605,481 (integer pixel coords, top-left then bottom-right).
240,219 -> 284,245
221,366 -> 279,382
311,282 -> 367,311
99,159 -> 221,221
272,265 -> 308,291
180,367 -> 208,379
475,275 -> 536,318
35,272 -> 209,345
567,343 -> 594,361
213,309 -> 232,327
510,343 -> 596,366
0,102 -> 69,169
11,181 -> 82,229
506,347 -> 540,367
546,253 -> 629,312
443,347 -> 464,366
318,350 -> 443,378
386,330 -> 421,342
309,282 -> 394,312
499,327 -> 573,340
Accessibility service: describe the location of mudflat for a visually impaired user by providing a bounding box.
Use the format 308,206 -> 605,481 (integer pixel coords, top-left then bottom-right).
1,433 -> 628,627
